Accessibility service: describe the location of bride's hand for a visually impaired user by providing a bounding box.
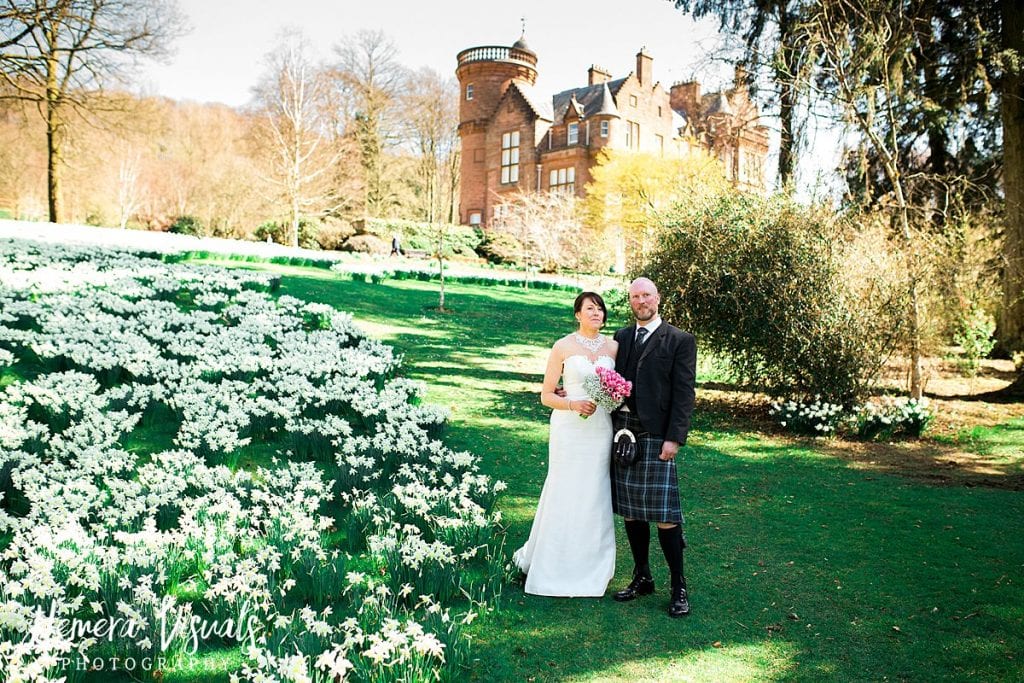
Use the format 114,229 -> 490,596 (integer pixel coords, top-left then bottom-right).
571,400 -> 597,416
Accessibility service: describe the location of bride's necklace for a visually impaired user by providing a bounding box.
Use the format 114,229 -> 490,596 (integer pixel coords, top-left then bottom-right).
574,332 -> 605,353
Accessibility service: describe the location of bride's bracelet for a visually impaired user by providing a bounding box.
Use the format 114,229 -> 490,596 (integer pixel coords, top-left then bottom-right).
567,399 -> 574,411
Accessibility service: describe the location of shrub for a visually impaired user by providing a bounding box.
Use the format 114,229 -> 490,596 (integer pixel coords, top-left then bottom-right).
253,220 -> 286,244
343,234 -> 388,255
645,193 -> 903,402
355,218 -> 481,257
169,215 -> 204,236
953,306 -> 996,376
316,218 -> 355,251
253,219 -> 319,249
478,231 -> 524,265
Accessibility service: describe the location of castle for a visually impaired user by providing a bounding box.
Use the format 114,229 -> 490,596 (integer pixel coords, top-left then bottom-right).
455,35 -> 770,227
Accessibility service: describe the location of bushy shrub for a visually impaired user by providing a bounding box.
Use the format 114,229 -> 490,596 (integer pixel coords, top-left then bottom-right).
169,215 -> 204,236
343,234 -> 388,254
253,219 -> 319,249
953,306 -> 996,376
253,220 -> 286,244
477,231 -> 524,265
645,193 -> 903,402
316,218 -> 355,251
356,218 -> 481,257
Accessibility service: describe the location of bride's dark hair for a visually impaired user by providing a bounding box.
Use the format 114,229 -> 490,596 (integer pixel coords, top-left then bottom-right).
573,291 -> 607,324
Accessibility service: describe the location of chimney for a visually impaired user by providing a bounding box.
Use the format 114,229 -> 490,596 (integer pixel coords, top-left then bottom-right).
588,64 -> 612,86
636,48 -> 653,86
670,81 -> 700,116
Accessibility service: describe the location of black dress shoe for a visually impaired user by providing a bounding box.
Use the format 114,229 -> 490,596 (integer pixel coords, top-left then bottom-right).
668,586 -> 690,617
613,575 -> 655,602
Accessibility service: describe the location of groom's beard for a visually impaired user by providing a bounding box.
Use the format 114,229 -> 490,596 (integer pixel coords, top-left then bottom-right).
632,306 -> 656,322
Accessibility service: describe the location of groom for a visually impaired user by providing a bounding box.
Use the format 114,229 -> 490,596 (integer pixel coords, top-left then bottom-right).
611,277 -> 697,617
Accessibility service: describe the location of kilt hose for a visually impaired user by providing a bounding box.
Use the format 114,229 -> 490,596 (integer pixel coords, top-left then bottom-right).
611,410 -> 686,532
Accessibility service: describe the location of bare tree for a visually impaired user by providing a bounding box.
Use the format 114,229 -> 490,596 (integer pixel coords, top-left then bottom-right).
796,0 -> 929,397
493,191 -> 588,275
252,28 -> 337,247
400,66 -> 459,224
114,145 -> 141,229
0,0 -> 183,223
332,29 -> 405,218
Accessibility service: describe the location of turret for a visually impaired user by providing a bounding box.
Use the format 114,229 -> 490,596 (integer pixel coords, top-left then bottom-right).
455,37 -> 538,225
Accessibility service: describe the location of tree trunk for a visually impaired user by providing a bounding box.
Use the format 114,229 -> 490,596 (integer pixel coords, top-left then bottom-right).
46,117 -> 63,223
777,6 -> 796,188
437,226 -> 446,310
45,41 -> 62,223
1000,0 -> 1024,354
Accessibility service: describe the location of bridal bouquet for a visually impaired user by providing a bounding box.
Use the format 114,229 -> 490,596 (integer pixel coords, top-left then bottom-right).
580,366 -> 632,419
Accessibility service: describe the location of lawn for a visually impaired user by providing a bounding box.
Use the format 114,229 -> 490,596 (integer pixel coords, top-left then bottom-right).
195,258 -> 1024,682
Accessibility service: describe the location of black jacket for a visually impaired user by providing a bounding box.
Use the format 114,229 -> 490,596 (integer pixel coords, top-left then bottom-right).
614,322 -> 697,444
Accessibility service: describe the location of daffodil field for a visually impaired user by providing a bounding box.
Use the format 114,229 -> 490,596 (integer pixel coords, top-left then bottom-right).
0,238 -> 507,681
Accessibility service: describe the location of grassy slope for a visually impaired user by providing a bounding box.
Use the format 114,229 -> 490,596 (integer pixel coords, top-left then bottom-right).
121,259 -> 1024,680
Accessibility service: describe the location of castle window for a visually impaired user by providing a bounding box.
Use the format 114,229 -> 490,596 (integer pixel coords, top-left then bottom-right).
658,106 -> 663,117
549,167 -> 575,194
656,134 -> 664,155
600,120 -> 609,137
500,131 -> 520,184
469,211 -> 482,225
629,94 -> 637,107
625,121 -> 640,149
466,83 -> 474,100
568,123 -> 579,145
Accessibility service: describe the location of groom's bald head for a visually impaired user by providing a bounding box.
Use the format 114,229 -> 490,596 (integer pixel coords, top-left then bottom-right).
629,277 -> 659,295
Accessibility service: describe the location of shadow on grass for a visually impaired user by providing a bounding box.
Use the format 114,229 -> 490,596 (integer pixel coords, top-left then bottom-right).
473,440 -> 1024,681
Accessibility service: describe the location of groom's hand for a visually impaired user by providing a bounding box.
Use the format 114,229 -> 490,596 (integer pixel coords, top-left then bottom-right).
554,386 -> 567,398
659,440 -> 679,461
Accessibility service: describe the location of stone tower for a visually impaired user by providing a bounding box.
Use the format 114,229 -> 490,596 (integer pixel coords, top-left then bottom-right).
455,35 -> 538,226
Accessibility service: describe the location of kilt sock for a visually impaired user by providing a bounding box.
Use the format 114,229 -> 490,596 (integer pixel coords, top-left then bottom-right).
624,519 -> 651,577
658,524 -> 686,590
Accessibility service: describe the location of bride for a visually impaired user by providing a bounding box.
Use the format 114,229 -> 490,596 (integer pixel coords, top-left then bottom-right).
513,291 -> 617,597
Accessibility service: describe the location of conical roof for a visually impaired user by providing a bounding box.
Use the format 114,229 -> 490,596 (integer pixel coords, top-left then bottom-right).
595,82 -> 620,118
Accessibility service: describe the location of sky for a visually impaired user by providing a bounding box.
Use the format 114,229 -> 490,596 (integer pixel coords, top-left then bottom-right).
139,0 -> 733,108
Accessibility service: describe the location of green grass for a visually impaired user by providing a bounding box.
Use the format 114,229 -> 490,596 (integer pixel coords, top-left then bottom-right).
935,417 -> 1024,463
176,258 -> 1024,682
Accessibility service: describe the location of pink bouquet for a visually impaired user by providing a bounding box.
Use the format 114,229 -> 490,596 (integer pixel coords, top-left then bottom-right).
580,366 -> 632,419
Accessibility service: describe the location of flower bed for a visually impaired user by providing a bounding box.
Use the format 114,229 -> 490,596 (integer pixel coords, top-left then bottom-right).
0,238 -> 506,681
769,395 -> 935,439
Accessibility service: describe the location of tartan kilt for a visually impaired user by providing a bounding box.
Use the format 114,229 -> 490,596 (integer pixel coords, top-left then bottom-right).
611,411 -> 685,525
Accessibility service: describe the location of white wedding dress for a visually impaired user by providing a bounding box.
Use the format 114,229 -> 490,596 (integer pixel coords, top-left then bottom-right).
513,354 -> 616,597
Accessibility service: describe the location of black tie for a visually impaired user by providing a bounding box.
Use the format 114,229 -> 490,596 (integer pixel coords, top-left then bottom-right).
636,327 -> 648,346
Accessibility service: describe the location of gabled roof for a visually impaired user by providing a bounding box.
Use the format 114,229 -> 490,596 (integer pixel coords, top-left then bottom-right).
505,81 -> 553,121
551,78 -> 627,121
564,93 -> 585,121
